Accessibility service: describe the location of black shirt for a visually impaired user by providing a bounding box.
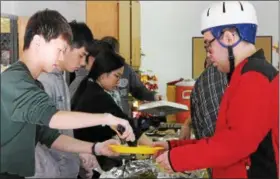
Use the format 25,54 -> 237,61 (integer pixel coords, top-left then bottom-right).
72,80 -> 143,171
73,80 -> 142,143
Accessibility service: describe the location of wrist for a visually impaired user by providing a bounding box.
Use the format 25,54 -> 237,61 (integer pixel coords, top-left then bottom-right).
102,113 -> 112,126
92,143 -> 101,156
167,141 -> 171,150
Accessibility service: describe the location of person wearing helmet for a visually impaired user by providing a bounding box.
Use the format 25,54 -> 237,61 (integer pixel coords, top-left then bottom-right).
153,1 -> 279,178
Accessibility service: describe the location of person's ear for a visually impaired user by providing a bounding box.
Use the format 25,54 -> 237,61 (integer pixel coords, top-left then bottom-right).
33,35 -> 42,49
89,56 -> 95,64
86,56 -> 95,70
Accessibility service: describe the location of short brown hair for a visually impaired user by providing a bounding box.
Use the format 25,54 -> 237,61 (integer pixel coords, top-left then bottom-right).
23,9 -> 73,50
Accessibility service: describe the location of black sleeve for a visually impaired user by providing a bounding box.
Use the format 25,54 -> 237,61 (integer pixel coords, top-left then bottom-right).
74,87 -> 143,141
127,65 -> 156,101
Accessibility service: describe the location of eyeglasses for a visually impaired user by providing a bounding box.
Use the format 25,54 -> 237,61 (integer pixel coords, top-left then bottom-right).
111,73 -> 122,80
85,54 -> 90,63
204,38 -> 215,53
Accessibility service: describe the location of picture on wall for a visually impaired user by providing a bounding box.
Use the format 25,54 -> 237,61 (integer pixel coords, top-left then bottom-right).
192,36 -> 273,79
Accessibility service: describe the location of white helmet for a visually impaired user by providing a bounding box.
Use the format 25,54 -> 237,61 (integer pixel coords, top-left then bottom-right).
201,1 -> 258,44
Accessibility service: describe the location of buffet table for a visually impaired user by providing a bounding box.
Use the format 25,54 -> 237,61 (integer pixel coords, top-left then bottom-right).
100,123 -> 208,178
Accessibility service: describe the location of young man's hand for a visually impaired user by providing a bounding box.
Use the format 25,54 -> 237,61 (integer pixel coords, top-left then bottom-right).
94,139 -> 120,157
79,153 -> 100,171
104,113 -> 135,142
79,168 -> 93,179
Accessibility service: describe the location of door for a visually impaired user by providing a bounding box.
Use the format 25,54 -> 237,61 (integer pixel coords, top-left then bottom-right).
86,1 -> 119,39
118,1 -> 131,64
131,0 -> 141,69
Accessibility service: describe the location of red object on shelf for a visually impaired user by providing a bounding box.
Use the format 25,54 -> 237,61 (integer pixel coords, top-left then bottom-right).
167,78 -> 184,85
175,80 -> 195,123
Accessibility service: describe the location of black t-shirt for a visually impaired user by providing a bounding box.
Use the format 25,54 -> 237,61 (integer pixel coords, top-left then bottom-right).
72,81 -> 143,171
73,81 -> 142,143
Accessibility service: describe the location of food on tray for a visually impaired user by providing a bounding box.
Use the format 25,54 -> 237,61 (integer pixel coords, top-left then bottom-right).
156,131 -> 166,136
158,123 -> 182,129
130,170 -> 157,179
164,129 -> 176,135
145,129 -> 177,137
100,159 -> 204,178
145,128 -> 156,136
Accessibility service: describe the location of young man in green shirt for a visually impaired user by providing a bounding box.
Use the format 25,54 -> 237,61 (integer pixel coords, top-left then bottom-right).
0,9 -> 135,178
31,21 -> 99,179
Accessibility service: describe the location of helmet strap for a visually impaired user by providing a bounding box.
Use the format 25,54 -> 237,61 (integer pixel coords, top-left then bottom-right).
227,46 -> 235,82
216,38 -> 241,82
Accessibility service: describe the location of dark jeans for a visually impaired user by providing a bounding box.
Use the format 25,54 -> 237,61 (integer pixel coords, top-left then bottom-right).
0,173 -> 24,179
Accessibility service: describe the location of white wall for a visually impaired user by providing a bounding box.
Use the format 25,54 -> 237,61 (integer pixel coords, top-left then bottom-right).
140,1 -> 279,96
1,1 -> 15,15
1,1 -> 279,96
1,1 -> 86,22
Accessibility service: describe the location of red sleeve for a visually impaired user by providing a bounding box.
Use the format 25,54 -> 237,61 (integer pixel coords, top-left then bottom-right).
168,72 -> 273,172
168,139 -> 198,149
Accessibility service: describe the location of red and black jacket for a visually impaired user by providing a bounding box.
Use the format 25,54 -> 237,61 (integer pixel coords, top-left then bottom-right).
167,49 -> 279,178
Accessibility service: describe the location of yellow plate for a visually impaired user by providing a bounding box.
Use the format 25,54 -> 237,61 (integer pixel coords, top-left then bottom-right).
109,145 -> 164,155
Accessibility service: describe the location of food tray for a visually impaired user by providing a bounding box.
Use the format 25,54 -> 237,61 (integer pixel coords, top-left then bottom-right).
100,159 -> 205,178
138,101 -> 188,116
158,123 -> 182,130
109,145 -> 164,155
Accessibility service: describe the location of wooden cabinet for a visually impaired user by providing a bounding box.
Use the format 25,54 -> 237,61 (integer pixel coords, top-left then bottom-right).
17,16 -> 29,59
86,1 -> 119,39
86,1 -> 141,69
131,1 -> 141,69
118,1 -> 131,65
17,2 -> 142,69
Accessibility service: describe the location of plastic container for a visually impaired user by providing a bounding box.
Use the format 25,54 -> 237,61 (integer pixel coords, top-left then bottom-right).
175,79 -> 195,123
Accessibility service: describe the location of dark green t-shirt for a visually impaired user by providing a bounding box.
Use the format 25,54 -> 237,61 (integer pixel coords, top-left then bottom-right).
1,61 -> 60,177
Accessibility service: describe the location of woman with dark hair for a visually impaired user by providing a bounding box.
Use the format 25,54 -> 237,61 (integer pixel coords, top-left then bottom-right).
101,36 -> 162,117
72,49 -> 152,171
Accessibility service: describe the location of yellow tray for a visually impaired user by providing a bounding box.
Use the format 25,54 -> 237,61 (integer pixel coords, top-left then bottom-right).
109,145 -> 164,155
